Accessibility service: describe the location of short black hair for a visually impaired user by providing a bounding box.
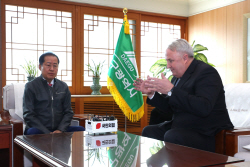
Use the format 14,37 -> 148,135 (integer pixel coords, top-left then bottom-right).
39,52 -> 60,65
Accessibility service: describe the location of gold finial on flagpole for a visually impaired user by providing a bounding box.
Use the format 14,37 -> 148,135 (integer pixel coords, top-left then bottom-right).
123,8 -> 130,34
123,8 -> 128,15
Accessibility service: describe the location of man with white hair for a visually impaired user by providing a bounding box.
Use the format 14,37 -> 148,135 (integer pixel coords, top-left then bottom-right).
134,39 -> 233,152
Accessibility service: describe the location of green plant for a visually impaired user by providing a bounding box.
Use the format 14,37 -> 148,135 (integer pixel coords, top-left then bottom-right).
149,141 -> 165,155
20,60 -> 37,77
86,60 -> 105,77
86,148 -> 107,165
191,40 -> 215,67
149,40 -> 215,79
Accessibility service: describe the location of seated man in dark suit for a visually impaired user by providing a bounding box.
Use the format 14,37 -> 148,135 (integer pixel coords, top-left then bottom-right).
23,52 -> 85,135
134,39 -> 233,152
149,107 -> 173,125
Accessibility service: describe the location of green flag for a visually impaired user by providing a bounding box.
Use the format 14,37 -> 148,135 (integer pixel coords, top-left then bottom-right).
107,14 -> 144,122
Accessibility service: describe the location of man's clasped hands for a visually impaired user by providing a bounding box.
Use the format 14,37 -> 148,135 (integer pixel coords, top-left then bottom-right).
133,73 -> 174,98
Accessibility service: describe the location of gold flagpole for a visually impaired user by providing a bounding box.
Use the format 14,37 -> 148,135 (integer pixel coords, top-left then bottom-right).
123,8 -> 130,35
123,7 -> 128,132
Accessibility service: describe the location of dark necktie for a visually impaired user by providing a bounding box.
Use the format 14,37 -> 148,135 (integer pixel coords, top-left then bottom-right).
175,78 -> 180,87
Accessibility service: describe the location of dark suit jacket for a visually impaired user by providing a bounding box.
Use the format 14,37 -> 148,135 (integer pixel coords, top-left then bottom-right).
147,59 -> 233,136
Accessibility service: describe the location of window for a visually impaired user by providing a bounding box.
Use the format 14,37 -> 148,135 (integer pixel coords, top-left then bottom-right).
83,14 -> 136,86
5,5 -> 72,85
2,0 -> 187,94
141,21 -> 181,79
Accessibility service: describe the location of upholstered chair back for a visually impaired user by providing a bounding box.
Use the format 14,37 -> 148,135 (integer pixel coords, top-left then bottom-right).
224,83 -> 250,128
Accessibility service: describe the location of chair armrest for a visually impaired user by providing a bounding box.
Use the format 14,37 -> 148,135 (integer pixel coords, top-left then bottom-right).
234,127 -> 250,130
10,119 -> 23,137
10,119 -> 24,167
215,130 -> 226,154
225,129 -> 250,156
1,110 -> 24,167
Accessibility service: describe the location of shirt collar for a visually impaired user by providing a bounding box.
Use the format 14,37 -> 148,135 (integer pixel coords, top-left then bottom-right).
42,77 -> 54,87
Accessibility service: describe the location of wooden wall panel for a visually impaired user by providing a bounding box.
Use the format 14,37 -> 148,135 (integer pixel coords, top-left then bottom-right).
188,0 -> 250,84
226,0 -> 250,83
205,8 -> 227,84
189,7 -> 227,84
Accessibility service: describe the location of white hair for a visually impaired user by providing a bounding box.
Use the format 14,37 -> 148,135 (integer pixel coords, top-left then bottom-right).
167,39 -> 194,58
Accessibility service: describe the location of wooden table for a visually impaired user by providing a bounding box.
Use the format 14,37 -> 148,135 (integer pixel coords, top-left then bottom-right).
14,130 -> 245,167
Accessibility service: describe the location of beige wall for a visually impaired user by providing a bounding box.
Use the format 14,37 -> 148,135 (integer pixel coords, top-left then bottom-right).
188,0 -> 250,84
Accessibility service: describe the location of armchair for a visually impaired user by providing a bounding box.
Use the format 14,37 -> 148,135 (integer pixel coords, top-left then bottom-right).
225,83 -> 250,129
3,83 -> 80,127
215,83 -> 250,160
2,83 -> 82,167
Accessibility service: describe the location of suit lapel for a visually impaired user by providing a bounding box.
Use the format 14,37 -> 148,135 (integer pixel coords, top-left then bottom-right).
176,59 -> 199,88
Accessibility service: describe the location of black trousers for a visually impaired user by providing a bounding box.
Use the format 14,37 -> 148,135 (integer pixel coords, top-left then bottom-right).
142,121 -> 215,152
149,107 -> 173,125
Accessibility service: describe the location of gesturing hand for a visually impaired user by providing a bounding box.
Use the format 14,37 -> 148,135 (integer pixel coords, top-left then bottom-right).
133,76 -> 154,97
145,73 -> 174,94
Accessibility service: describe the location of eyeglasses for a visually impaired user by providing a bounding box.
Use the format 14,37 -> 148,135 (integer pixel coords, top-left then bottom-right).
44,64 -> 58,69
